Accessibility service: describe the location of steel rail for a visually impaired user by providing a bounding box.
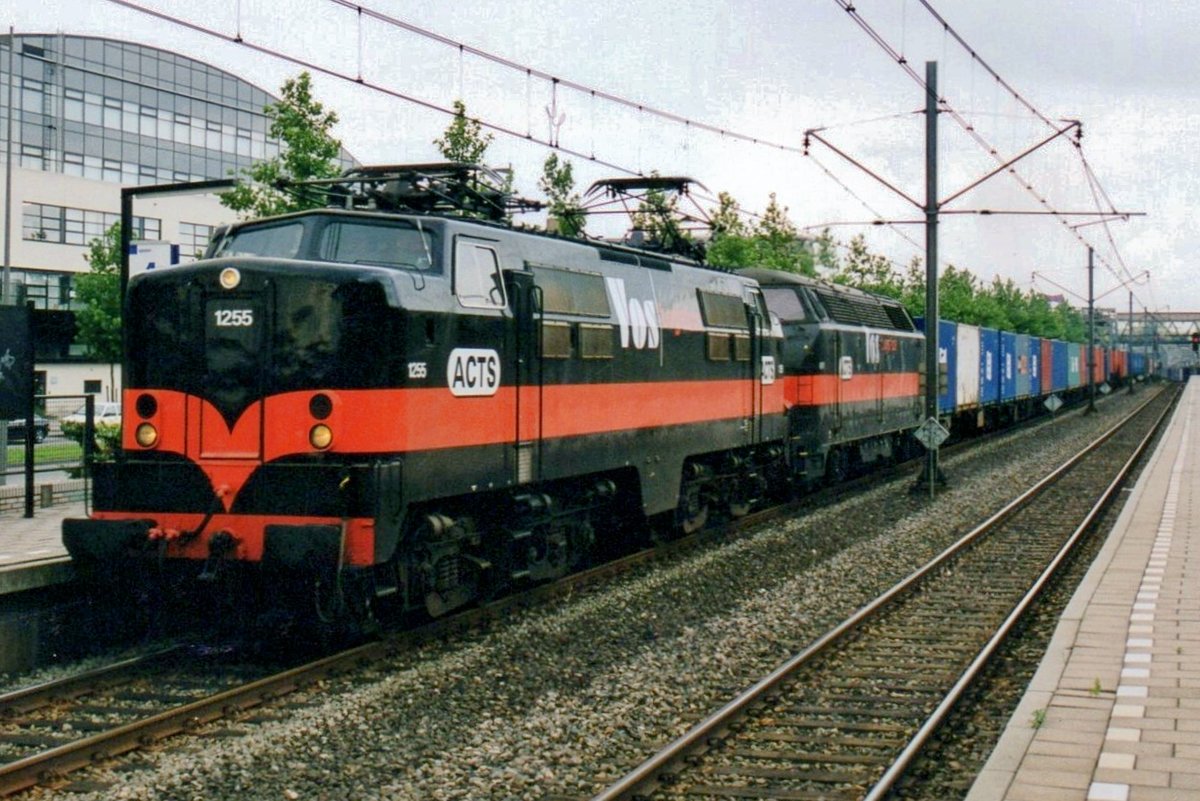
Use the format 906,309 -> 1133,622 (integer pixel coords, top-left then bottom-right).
862,386 -> 1175,800
590,387 -> 1170,801
0,387 -> 1153,797
0,648 -> 182,718
0,640 -> 388,796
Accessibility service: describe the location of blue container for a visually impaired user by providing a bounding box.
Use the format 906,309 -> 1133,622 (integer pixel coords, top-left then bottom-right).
1130,351 -> 1146,378
1028,336 -> 1042,397
999,331 -> 1018,401
915,317 -> 957,415
979,327 -> 1001,405
1051,340 -> 1068,392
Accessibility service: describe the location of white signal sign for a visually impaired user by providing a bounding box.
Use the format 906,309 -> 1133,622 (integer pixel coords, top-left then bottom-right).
913,417 -> 950,450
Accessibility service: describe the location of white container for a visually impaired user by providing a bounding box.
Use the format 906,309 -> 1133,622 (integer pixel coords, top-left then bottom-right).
955,322 -> 981,410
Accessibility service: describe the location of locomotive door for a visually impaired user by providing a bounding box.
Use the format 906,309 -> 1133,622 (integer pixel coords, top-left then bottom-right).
746,292 -> 765,445
506,270 -> 542,484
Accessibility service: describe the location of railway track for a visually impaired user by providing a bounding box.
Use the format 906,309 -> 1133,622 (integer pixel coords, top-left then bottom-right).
591,386 -> 1176,801
0,496 -> 799,797
0,390 -> 1158,798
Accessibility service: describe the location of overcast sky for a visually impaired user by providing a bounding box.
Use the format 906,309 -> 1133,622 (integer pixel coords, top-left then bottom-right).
7,0 -> 1197,315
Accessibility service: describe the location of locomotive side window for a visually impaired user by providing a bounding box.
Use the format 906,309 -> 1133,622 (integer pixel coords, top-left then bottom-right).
213,222 -> 304,258
319,221 -> 437,272
529,265 -> 611,317
697,290 -> 749,330
761,287 -> 811,323
454,240 -> 506,309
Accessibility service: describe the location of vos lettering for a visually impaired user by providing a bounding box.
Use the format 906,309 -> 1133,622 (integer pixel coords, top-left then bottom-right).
448,348 -> 500,397
604,277 -> 660,350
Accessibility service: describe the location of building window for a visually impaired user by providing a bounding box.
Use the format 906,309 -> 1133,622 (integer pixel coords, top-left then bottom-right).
21,203 -> 61,242
179,221 -> 214,260
2,268 -> 77,311
22,202 -> 160,245
19,144 -> 47,170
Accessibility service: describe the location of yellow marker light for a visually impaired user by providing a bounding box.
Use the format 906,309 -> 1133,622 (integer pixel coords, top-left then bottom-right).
309,424 -> 333,450
135,423 -> 159,448
219,267 -> 241,290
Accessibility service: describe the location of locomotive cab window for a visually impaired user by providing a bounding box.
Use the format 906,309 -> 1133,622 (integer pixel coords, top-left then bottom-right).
318,220 -> 438,272
761,287 -> 812,323
213,222 -> 304,259
454,240 -> 506,309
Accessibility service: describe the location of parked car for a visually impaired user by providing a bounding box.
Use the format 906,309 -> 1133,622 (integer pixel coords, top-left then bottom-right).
6,415 -> 50,444
61,401 -> 122,428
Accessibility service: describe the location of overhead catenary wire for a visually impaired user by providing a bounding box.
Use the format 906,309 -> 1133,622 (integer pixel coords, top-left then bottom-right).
321,0 -> 806,157
104,0 -> 642,181
834,0 -> 1148,311
104,0 -> 1135,304
98,0 -> 884,242
909,0 -> 1145,300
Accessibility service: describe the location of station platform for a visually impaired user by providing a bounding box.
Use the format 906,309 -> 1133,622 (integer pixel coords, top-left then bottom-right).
968,378 -> 1200,801
0,500 -> 80,596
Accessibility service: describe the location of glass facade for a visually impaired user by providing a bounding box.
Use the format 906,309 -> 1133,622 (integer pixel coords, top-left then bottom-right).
1,33 -> 354,313
1,33 -> 285,185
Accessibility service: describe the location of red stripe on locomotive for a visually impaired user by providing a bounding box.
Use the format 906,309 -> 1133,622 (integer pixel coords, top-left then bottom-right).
782,373 -> 920,407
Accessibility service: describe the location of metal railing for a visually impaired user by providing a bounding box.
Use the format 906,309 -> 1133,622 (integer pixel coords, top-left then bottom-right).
0,394 -> 102,517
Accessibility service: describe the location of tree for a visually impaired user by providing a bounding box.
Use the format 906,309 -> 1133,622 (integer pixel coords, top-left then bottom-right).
220,72 -> 343,219
434,99 -> 493,164
76,222 -> 123,400
538,153 -> 586,237
831,234 -> 902,298
704,192 -> 814,274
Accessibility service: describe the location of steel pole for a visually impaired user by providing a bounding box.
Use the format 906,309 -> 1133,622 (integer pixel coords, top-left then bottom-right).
1087,247 -> 1096,412
1128,291 -> 1134,393
2,27 -> 14,306
923,61 -> 940,495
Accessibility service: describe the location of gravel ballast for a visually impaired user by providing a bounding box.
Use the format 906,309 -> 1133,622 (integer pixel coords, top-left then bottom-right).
25,392 -> 1151,801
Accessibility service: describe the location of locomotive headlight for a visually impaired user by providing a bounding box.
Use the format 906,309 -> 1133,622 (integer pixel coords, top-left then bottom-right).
309,424 -> 333,450
135,423 -> 159,448
219,267 -> 241,290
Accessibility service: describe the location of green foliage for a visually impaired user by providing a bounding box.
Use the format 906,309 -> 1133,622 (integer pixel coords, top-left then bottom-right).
538,153 -> 586,237
705,192 -> 814,275
434,99 -> 494,164
75,223 -> 123,363
831,234 -> 903,299
61,418 -> 121,455
220,72 -> 343,219
813,230 -> 1091,342
432,100 -> 515,220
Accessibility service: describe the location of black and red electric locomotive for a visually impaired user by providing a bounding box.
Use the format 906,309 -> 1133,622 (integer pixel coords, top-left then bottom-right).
64,164 -> 927,635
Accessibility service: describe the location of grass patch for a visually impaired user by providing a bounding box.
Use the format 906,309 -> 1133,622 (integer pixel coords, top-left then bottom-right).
3,440 -> 84,468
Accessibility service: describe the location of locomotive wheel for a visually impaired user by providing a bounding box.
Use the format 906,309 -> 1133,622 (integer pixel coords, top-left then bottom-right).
729,498 -> 753,518
825,448 -> 850,484
678,488 -> 709,534
313,572 -> 379,646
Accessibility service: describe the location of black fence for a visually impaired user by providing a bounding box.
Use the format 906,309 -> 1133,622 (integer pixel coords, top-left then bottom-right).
0,395 -> 107,516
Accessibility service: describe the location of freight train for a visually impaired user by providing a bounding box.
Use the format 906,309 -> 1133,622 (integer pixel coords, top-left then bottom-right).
62,164 -> 1148,636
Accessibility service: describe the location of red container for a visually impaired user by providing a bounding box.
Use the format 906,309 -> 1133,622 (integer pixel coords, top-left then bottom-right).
1040,338 -> 1054,394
